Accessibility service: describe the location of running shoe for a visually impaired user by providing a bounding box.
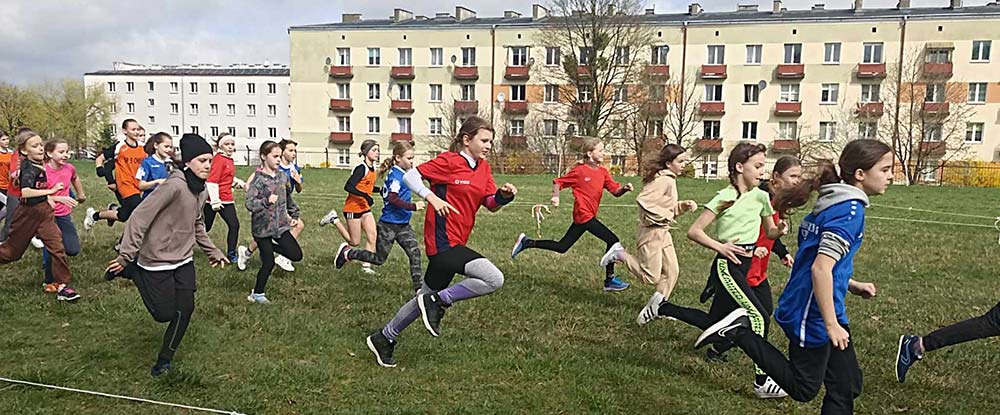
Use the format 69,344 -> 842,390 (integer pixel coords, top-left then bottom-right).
603,275 -> 630,292
30,237 -> 43,249
361,264 -> 377,275
895,334 -> 923,384
753,377 -> 788,399
42,283 -> 59,293
237,245 -> 250,271
151,361 -> 171,378
334,243 -> 351,269
247,292 -> 271,305
636,292 -> 664,326
319,209 -> 339,226
695,308 -> 749,349
599,242 -> 625,267
275,254 -> 295,272
511,233 -> 529,259
84,207 -> 97,231
366,330 -> 398,368
417,293 -> 447,337
56,285 -> 81,301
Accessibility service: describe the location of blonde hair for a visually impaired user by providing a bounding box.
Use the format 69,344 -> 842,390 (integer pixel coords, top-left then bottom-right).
378,141 -> 414,178
575,136 -> 602,165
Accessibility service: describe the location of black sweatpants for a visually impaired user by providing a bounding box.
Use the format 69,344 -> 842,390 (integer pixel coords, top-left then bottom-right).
204,203 -> 240,257
923,301 -> 1000,352
348,220 -> 422,290
132,261 -> 197,364
733,325 -> 863,414
526,218 -> 619,277
253,231 -> 303,294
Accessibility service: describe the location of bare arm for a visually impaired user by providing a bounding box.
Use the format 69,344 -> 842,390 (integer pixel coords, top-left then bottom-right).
812,254 -> 850,350
687,209 -> 746,264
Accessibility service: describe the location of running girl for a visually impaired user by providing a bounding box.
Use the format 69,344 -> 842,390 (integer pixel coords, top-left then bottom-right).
896,302 -> 1000,383
509,137 -> 633,292
40,139 -> 85,294
321,139 -> 380,274
694,139 -> 890,413
236,139 -> 302,272
335,142 -> 425,291
205,133 -> 242,263
365,116 -> 516,368
0,130 -> 12,240
136,132 -> 174,198
85,119 -> 147,231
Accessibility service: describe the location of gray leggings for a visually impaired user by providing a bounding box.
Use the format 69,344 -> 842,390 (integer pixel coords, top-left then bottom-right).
0,191 -> 17,242
348,221 -> 422,290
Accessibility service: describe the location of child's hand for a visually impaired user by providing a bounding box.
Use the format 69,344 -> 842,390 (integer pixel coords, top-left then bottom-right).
106,259 -> 124,274
289,218 -> 302,228
623,183 -> 634,192
53,196 -> 78,208
212,203 -> 223,211
414,201 -> 425,211
53,182 -> 65,191
718,241 -> 746,265
75,194 -> 87,203
681,200 -> 698,213
268,194 -> 278,204
428,195 -> 459,217
849,281 -> 877,299
499,183 -> 517,198
551,196 -> 560,207
781,254 -> 794,268
827,323 -> 851,350
777,219 -> 790,235
753,247 -> 769,258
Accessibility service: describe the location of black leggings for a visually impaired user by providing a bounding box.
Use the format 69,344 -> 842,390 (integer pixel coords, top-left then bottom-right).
923,301 -> 1000,352
526,218 -> 620,277
253,231 -> 303,294
204,203 -> 240,256
133,262 -> 197,364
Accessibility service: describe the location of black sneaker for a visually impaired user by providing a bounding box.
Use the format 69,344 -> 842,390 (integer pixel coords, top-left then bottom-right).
334,242 -> 350,269
151,361 -> 171,378
366,330 -> 398,368
417,293 -> 447,337
695,308 -> 750,349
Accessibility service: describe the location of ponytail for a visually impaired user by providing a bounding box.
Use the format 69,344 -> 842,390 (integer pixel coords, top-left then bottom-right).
379,141 -> 414,179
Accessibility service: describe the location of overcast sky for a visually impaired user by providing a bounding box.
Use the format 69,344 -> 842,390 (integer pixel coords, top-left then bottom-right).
0,0 -> 986,85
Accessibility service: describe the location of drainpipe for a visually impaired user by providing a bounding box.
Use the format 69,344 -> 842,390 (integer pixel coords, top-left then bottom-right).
491,24 -> 497,128
893,15 -> 908,176
680,21 -> 689,146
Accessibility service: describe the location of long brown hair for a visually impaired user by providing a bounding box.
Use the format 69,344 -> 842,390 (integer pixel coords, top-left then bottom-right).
43,139 -> 68,161
642,144 -> 686,183
773,139 -> 892,214
144,132 -> 172,156
449,116 -> 494,153
379,141 -> 413,178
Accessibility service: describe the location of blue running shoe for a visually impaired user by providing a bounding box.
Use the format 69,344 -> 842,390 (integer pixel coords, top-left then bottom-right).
151,361 -> 171,378
895,334 -> 923,383
603,275 -> 630,292
511,233 -> 529,259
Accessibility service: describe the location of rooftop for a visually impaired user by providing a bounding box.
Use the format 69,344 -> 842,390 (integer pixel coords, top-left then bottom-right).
85,62 -> 289,77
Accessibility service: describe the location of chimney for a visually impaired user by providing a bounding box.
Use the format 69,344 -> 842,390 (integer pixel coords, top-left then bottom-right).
435,12 -> 451,18
853,0 -> 863,13
772,0 -> 782,13
812,3 -> 825,9
949,0 -> 962,8
645,8 -> 656,15
415,15 -> 428,20
688,3 -> 703,15
504,10 -> 522,18
896,0 -> 910,8
455,6 -> 476,21
738,4 -> 759,11
393,8 -> 414,22
342,13 -> 362,23
532,4 -> 549,20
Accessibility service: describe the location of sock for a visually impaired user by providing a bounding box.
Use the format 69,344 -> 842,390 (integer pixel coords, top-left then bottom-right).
755,374 -> 768,386
650,291 -> 665,305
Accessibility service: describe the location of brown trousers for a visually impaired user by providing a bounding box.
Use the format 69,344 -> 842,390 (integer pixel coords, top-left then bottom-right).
0,201 -> 71,285
621,225 -> 680,297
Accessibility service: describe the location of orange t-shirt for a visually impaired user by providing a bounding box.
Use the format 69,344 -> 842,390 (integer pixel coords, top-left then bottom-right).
115,141 -> 147,198
0,151 -> 12,189
343,163 -> 377,213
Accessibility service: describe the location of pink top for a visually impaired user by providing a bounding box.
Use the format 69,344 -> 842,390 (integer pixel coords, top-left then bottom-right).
45,162 -> 76,217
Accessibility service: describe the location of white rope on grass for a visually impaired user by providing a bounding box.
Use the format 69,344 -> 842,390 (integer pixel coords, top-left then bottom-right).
0,377 -> 247,415
870,203 -> 998,220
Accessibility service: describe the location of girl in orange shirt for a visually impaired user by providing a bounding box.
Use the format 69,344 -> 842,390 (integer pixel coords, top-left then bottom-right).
321,139 -> 381,274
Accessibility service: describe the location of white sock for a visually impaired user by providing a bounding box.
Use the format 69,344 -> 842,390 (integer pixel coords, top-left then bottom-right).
650,291 -> 665,305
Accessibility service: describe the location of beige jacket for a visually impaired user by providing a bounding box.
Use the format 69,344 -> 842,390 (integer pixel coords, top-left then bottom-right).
636,170 -> 685,227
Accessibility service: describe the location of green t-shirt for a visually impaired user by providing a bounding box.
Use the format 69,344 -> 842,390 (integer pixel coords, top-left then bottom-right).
704,186 -> 774,245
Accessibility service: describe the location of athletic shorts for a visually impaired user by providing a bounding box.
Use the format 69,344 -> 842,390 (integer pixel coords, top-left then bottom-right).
343,210 -> 372,220
116,194 -> 142,222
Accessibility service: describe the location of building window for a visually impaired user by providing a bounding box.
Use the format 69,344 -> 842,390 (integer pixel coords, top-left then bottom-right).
398,48 -> 412,66
783,43 -> 802,64
779,84 -> 800,102
170,103 -> 179,114
543,119 -> 559,137
337,47 -> 351,66
742,121 -> 758,140
337,116 -> 351,132
461,84 -> 476,101
430,48 -> 443,66
126,102 -> 135,114
170,82 -> 179,93
429,118 -> 443,135
779,121 -> 798,139
267,104 -> 276,117
107,82 -> 116,93
701,155 -> 719,178
579,47 -> 594,65
704,121 -> 721,139
926,49 -> 951,63
861,84 -> 881,102
227,126 -> 236,136
925,84 -> 945,102
652,46 -> 669,65
745,45 -> 762,65
647,120 -> 663,137
247,104 -> 256,116
819,121 -> 837,142
227,104 -> 236,116
612,120 -> 626,138
126,82 -> 134,93
248,127 -> 256,138
211,126 -> 219,137
430,84 -> 442,102
171,125 -> 180,135
648,84 -> 665,101
707,45 -> 725,65
148,98 -> 155,107
859,122 -> 878,139
510,119 -> 525,136
544,84 -> 559,102
966,122 -> 984,143
191,126 -> 199,134
190,82 -> 198,94
247,83 -> 256,95
461,47 -> 476,66
863,42 -> 884,64
148,115 -> 155,124
368,116 -> 380,133
578,84 -> 592,102
110,103 -> 117,113
148,81 -> 154,92
227,83 -> 235,94
337,148 -> 350,166
821,84 -> 839,104
614,47 -> 630,65
398,117 -> 412,134
705,84 -> 723,102
924,124 -> 942,141
268,127 -> 277,138
368,48 -> 381,65
743,84 -> 759,104
210,82 -> 218,94
208,104 -> 218,116
268,83 -> 277,95
613,85 -> 627,102
972,40 -> 991,62
397,84 -> 412,101
969,82 -> 987,103
338,83 -> 351,100
510,46 -> 528,66
545,47 -> 561,66
190,103 -> 198,115
368,83 -> 380,100
510,85 -> 526,101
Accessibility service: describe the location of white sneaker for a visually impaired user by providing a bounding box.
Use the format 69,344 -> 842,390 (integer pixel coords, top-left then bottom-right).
361,264 -> 377,275
599,242 -> 625,267
247,292 -> 271,304
753,377 -> 788,399
319,209 -> 339,226
275,254 -> 295,272
237,245 -> 250,271
30,237 -> 44,249
84,207 -> 97,231
636,292 -> 665,326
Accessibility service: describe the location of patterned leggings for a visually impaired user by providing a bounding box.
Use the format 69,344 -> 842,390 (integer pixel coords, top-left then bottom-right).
348,221 -> 423,290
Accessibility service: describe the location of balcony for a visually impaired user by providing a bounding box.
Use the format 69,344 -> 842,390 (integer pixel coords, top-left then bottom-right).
390,100 -> 414,114
329,99 -> 353,112
504,66 -> 529,81
771,139 -> 800,154
922,102 -> 950,115
647,65 -> 670,79
774,102 -> 802,116
576,66 -> 592,78
329,132 -> 353,144
700,65 -> 727,79
855,102 -> 884,117
390,132 -> 413,143
923,62 -> 953,77
694,139 -> 723,152
571,101 -> 593,116
645,101 -> 668,116
328,66 -> 353,79
454,100 -> 479,114
453,66 -> 479,80
390,66 -> 415,80
503,135 -> 528,148
698,102 -> 725,115
921,141 -> 946,157
775,64 -> 805,79
503,101 -> 528,115
857,63 -> 887,78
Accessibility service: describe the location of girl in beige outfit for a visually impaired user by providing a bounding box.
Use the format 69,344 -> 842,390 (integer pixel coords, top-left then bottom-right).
603,144 -> 697,325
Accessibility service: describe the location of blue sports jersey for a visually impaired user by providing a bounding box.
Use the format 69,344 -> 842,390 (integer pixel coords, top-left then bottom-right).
135,155 -> 171,198
775,186 -> 867,348
380,166 -> 413,224
279,162 -> 301,193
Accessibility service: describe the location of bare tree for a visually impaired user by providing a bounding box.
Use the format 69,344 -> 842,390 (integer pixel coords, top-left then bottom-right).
431,96 -> 491,151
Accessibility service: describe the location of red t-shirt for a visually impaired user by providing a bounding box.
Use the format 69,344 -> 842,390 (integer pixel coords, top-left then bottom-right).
7,151 -> 20,197
553,164 -> 621,224
207,153 -> 236,203
417,152 -> 498,256
747,210 -> 780,287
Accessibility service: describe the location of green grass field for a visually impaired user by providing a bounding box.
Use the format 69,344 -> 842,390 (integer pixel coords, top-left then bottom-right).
2,161 -> 999,414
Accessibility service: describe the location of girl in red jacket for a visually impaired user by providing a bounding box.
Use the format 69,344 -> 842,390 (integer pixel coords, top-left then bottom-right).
205,133 -> 243,262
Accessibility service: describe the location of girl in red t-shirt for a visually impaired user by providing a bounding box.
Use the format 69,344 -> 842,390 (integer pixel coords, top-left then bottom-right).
204,133 -> 243,262
510,137 -> 633,292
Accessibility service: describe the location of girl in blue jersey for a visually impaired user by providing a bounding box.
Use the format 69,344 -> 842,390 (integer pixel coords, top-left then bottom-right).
694,139 -> 891,414
335,142 -> 425,291
136,132 -> 174,198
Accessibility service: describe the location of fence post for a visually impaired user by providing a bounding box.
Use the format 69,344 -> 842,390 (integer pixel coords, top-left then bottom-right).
325,148 -> 329,168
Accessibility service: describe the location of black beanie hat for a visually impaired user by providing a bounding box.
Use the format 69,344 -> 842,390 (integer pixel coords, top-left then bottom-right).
180,133 -> 213,163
